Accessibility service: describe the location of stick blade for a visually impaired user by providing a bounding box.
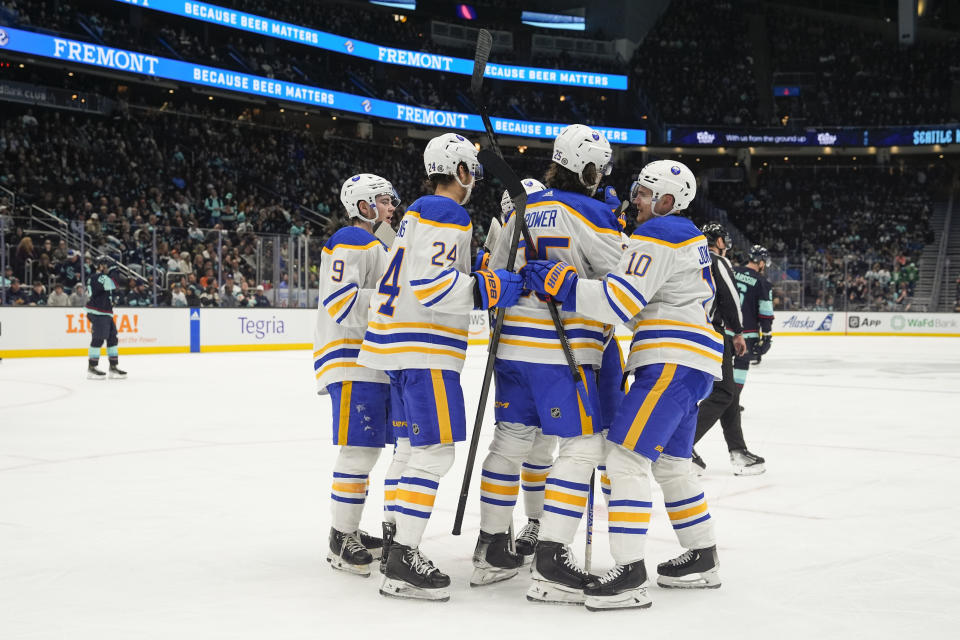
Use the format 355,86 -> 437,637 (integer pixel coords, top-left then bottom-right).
471,29 -> 493,99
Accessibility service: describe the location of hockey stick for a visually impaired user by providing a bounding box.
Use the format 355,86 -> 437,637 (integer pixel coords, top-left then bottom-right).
468,31 -> 592,410
585,470 -> 595,573
452,150 -> 525,536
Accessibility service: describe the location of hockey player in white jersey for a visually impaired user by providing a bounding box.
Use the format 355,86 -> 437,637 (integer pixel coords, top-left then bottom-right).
357,133 -> 523,601
524,160 -> 724,610
314,174 -> 399,576
475,125 -> 625,601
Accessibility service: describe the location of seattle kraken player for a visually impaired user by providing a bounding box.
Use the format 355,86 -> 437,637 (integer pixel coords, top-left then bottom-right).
525,160 -> 723,610
724,244 -> 773,475
478,125 -> 624,600
314,173 -> 398,576
86,256 -> 126,379
358,133 -> 522,601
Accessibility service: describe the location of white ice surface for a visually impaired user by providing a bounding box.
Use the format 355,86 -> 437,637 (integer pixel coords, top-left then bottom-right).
1,337 -> 959,639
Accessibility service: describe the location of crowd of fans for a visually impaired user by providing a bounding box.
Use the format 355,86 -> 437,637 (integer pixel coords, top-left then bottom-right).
0,101 -> 547,307
766,6 -> 960,127
706,164 -> 945,311
631,0 -> 761,127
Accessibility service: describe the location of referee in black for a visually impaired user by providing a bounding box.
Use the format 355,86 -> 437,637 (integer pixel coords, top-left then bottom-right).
692,223 -> 747,473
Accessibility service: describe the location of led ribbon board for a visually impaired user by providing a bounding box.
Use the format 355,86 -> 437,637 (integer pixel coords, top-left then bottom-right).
0,28 -> 645,144
110,0 -> 628,90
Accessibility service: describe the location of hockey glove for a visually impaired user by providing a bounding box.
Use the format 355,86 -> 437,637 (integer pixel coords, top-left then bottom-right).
522,260 -> 579,309
474,248 -> 490,271
598,185 -> 620,212
756,334 -> 772,356
473,268 -> 523,310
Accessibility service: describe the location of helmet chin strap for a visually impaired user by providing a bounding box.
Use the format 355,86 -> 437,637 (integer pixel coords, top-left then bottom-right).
357,200 -> 378,223
455,174 -> 475,206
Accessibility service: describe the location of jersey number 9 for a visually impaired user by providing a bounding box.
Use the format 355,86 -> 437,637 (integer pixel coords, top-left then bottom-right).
331,259 -> 345,282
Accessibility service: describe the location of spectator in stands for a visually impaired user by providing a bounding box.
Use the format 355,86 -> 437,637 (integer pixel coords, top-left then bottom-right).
124,282 -> 151,306
7,278 -> 28,305
200,285 -> 219,307
69,282 -> 89,307
48,282 -> 70,306
14,237 -> 35,281
26,281 -> 45,305
254,285 -> 270,307
220,282 -> 238,308
170,283 -> 188,307
902,260 -> 919,295
58,250 -> 84,290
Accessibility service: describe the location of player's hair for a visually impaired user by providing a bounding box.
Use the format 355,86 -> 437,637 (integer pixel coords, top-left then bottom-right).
543,163 -> 597,196
422,161 -> 469,195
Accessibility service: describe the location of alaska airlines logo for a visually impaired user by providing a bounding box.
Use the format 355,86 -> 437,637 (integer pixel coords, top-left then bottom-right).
361,99 -> 372,113
696,131 -> 716,144
0,29 -> 8,47
344,40 -> 355,53
817,132 -> 838,145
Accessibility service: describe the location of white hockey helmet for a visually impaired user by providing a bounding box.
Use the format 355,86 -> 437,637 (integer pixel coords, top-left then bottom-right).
423,133 -> 483,205
500,177 -> 545,216
552,124 -> 612,189
630,160 -> 697,215
340,173 -> 399,222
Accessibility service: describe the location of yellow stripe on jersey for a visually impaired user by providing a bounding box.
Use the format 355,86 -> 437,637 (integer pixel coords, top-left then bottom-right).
331,481 -> 367,494
607,280 -> 643,318
629,341 -> 723,363
368,321 -> 469,337
397,489 -> 436,507
326,289 -> 357,319
413,276 -> 454,302
631,234 -> 706,249
360,344 -> 466,360
407,210 -> 472,232
609,511 -> 652,523
480,481 -> 520,495
431,370 -> 453,443
634,318 -> 722,340
313,338 -> 364,358
668,502 -> 709,521
337,381 -> 353,444
544,489 -> 588,507
321,240 -> 382,255
499,338 -> 603,351
622,364 -> 676,450
532,201 -> 620,237
315,361 -> 362,380
503,314 -> 606,329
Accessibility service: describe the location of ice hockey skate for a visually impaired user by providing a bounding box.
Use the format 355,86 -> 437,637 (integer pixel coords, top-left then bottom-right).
470,530 -> 523,586
108,365 -> 127,379
357,529 -> 383,560
657,546 -> 721,589
379,543 -> 450,601
87,365 -> 106,380
730,449 -> 765,475
514,519 -> 540,558
584,560 -> 653,611
326,528 -> 373,577
526,541 -> 598,605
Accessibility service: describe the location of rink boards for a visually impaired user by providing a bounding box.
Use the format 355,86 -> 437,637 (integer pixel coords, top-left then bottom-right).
0,308 -> 958,358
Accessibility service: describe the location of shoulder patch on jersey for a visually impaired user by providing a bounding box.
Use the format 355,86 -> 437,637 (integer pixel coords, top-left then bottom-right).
632,216 -> 704,247
410,195 -> 472,230
325,226 -> 380,251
